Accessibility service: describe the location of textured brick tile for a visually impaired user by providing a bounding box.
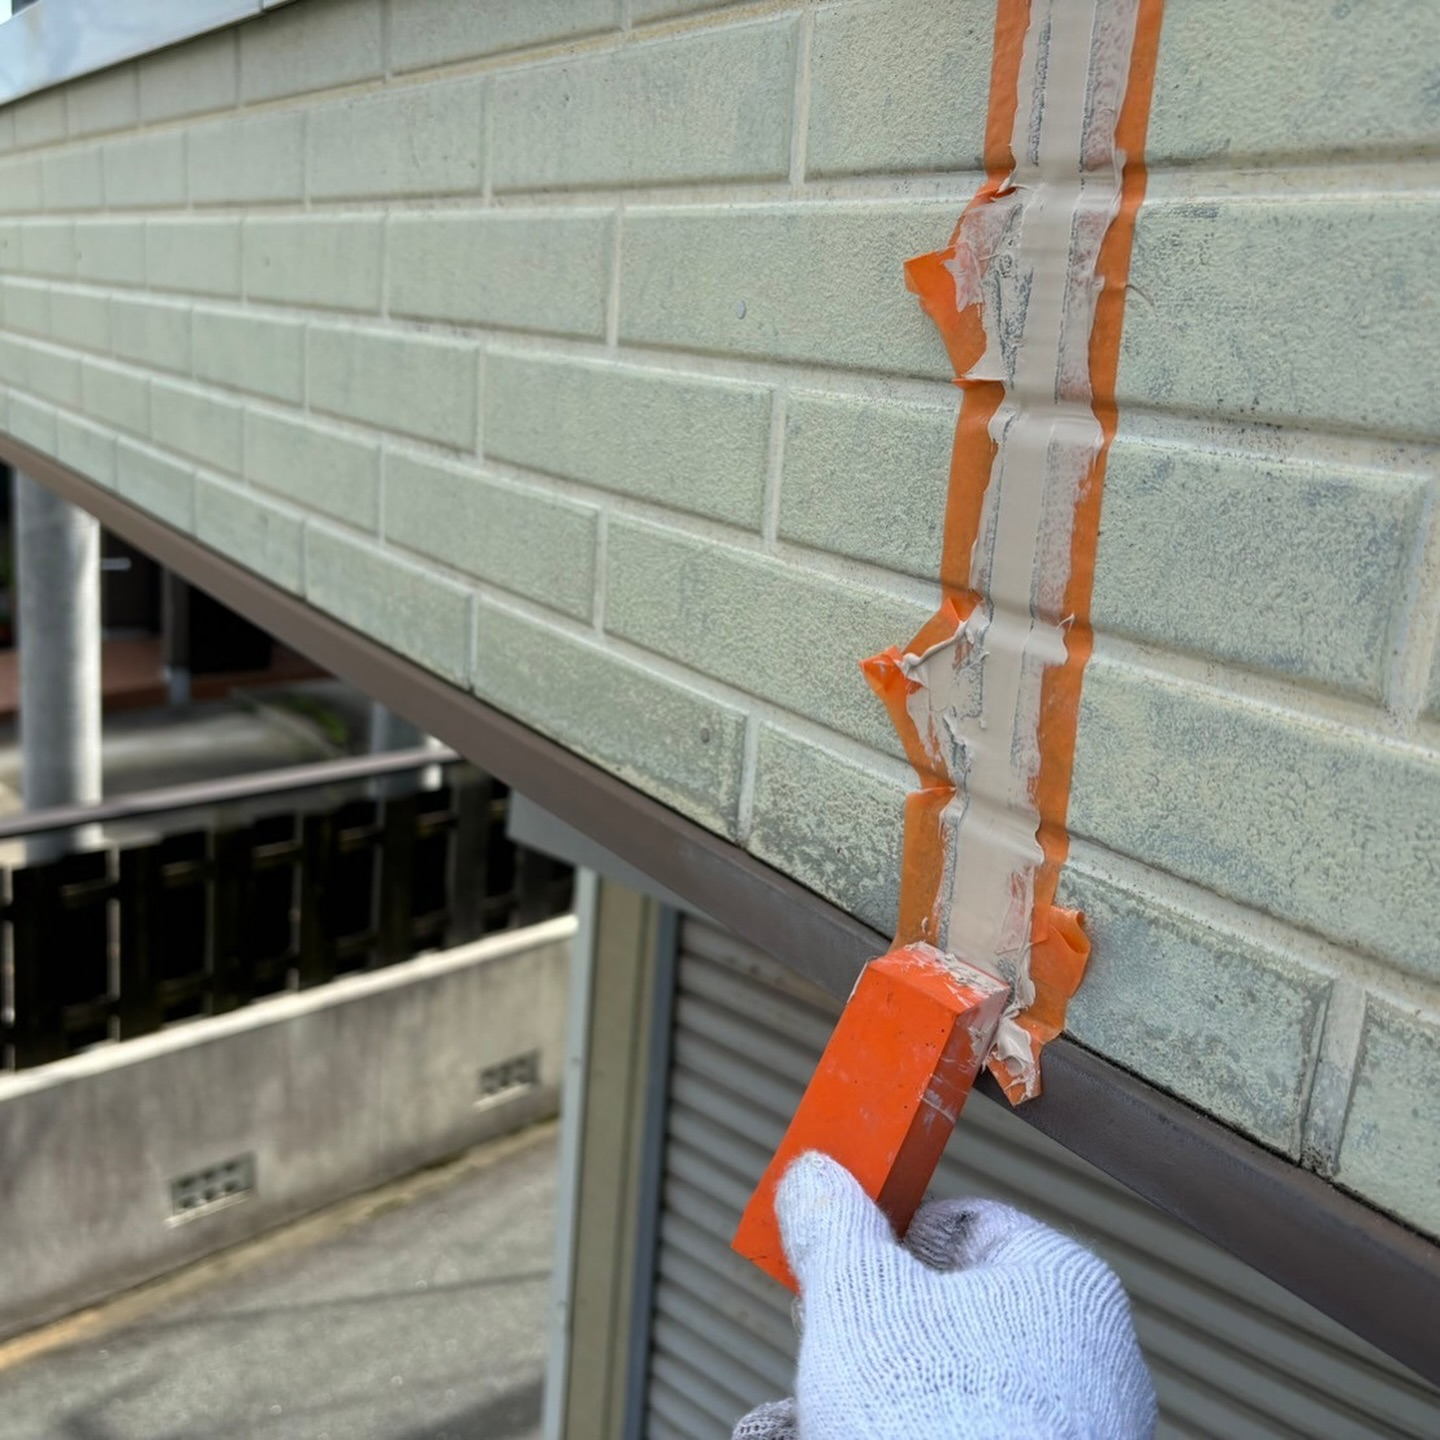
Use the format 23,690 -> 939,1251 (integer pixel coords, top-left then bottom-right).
193,308 -> 305,404
620,201 -> 957,377
308,324 -> 478,450
244,409 -> 381,530
49,286 -> 110,353
7,393 -> 56,452
389,0 -> 618,73
102,132 -> 186,209
139,30 -> 239,123
1121,197 -> 1440,439
42,149 -> 104,212
749,725 -> 907,937
1336,1000 -> 1440,1239
20,220 -> 76,279
605,520 -> 925,753
24,343 -> 81,408
308,78 -> 483,201
0,337 -> 23,389
1,280 -> 48,339
66,65 -> 139,139
491,20 -> 795,190
116,440 -> 194,530
195,476 -> 304,594
385,449 -> 597,619
632,0 -> 747,16
82,360 -> 149,436
1094,436 -> 1427,700
145,218 -> 242,298
239,0 -> 383,104
12,91 -> 65,150
780,392 -> 953,578
111,296 -> 191,375
151,379 -> 244,475
1149,0 -> 1440,165
189,112 -> 305,206
808,0 -> 991,176
470,597 -> 746,833
306,524 -> 471,685
389,210 -> 611,338
1061,859 -> 1330,1156
56,414 -> 117,488
75,220 -> 145,286
1072,656 -> 1440,985
485,352 -> 770,527
0,155 -> 42,214
244,217 -> 384,314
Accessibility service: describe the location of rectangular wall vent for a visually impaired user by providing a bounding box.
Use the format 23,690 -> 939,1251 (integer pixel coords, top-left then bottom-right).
477,1050 -> 540,1107
168,1153 -> 256,1225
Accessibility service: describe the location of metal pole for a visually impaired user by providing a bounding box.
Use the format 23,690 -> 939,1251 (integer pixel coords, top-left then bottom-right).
14,472 -> 101,863
542,866 -> 599,1440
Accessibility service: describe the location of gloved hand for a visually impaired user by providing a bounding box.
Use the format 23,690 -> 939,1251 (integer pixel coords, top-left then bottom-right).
732,1151 -> 1156,1440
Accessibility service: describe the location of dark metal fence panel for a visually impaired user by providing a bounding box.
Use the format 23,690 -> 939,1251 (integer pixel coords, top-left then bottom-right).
117,844 -> 163,1040
10,864 -> 69,1069
209,826 -> 252,1015
297,810 -> 339,990
0,769 -> 571,1072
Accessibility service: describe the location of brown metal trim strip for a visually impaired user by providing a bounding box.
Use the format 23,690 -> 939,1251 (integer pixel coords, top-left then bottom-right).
5,432 -> 1439,1385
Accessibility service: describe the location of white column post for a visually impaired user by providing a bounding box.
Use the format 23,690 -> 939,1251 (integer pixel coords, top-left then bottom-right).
14,473 -> 102,863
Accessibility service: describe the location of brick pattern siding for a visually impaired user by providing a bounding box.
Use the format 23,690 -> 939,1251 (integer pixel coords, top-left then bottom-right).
0,0 -> 1438,1236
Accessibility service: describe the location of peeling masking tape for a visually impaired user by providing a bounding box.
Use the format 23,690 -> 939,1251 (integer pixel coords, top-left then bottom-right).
864,0 -> 1165,1102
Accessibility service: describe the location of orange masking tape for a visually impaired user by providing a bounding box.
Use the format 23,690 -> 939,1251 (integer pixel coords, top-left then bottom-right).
732,946 -> 1009,1290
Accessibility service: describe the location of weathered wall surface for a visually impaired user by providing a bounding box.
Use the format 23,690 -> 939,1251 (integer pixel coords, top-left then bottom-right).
0,0 -> 1436,1237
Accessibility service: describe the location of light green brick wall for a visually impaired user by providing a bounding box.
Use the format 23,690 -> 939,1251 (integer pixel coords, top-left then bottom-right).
0,0 -> 1437,1241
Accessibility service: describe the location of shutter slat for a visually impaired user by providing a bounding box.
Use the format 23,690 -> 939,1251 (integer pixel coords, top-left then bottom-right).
667,1099 -> 774,1191
665,1137 -> 755,1216
670,1068 -> 787,1158
673,992 -> 818,1089
649,1374 -> 726,1440
659,1211 -> 795,1331
657,1251 -> 794,1361
643,918 -> 1440,1439
679,919 -> 836,1010
671,1028 -> 806,1117
652,1286 -> 794,1397
677,951 -> 838,1050
651,1348 -> 753,1431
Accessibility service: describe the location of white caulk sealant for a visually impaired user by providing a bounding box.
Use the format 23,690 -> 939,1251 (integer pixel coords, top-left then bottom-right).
900,0 -> 1141,1092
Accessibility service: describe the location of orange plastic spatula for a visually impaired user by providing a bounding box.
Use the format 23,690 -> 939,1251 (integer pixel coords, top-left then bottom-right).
733,944 -> 1009,1290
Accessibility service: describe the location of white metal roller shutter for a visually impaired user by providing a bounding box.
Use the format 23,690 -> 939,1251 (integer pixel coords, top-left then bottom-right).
643,916 -> 1440,1439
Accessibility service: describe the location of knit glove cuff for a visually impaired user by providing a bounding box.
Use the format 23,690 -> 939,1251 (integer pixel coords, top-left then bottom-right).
732,1152 -> 1156,1440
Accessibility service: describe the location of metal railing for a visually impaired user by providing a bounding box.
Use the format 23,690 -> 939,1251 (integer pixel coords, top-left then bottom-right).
0,749 -> 574,1070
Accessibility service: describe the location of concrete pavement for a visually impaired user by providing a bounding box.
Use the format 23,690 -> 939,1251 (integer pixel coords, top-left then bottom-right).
0,1125 -> 557,1440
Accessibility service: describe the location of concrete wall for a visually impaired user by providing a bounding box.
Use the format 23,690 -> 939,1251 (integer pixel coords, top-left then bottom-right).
0,0 -> 1436,1239
0,917 -> 572,1340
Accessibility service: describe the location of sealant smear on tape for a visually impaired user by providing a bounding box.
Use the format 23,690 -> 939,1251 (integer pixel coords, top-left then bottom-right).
864,0 -> 1165,1102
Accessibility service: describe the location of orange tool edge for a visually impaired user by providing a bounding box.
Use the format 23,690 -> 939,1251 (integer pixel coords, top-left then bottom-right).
732,945 -> 1009,1290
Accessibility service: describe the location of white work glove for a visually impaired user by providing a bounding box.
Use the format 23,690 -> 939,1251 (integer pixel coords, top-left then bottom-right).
732,1151 -> 1156,1440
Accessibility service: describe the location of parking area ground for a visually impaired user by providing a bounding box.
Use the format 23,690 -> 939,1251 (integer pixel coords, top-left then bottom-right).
0,1124 -> 557,1440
